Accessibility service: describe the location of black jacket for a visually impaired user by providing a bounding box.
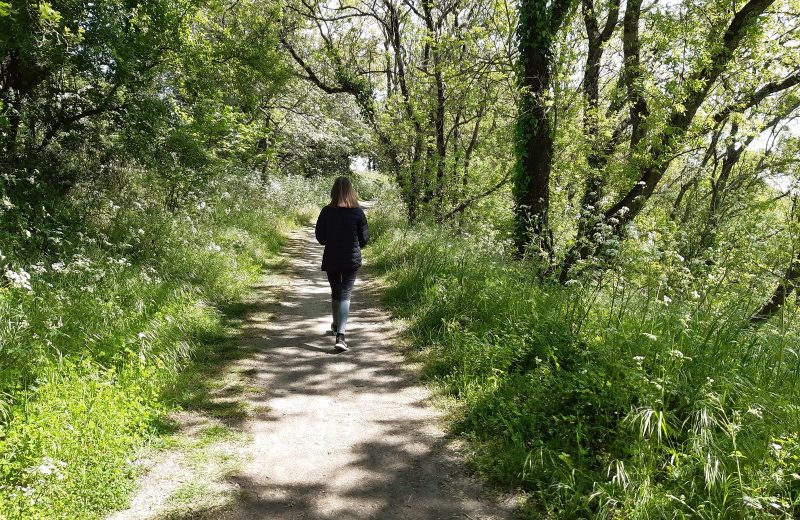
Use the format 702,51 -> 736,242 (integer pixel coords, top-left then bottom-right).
315,205 -> 369,272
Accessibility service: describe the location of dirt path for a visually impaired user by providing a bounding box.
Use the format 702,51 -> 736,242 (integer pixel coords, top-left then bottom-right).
111,220 -> 513,520
220,223 -> 511,520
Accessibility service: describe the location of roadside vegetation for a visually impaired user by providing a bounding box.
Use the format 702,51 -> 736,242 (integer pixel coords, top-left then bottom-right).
369,190 -> 800,518
0,172 -> 323,517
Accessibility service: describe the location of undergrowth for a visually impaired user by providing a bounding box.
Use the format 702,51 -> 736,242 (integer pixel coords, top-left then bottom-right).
0,172 -> 323,519
368,202 -> 800,519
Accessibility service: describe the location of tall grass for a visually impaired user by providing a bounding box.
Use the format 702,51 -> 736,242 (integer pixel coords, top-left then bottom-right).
368,203 -> 800,519
0,172 -> 324,518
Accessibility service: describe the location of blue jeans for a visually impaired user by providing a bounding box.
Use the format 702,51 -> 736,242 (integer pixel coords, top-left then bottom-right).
326,270 -> 357,300
326,271 -> 357,334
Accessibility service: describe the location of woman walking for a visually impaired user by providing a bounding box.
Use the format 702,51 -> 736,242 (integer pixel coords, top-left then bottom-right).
315,176 -> 369,352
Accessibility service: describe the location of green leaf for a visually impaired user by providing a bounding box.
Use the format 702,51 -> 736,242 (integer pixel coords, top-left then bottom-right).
39,2 -> 62,23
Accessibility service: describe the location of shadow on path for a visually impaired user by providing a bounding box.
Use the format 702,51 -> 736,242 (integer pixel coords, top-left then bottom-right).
168,225 -> 512,520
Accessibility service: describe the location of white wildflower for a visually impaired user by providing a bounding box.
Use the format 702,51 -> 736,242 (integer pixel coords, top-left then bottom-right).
208,243 -> 222,253
669,349 -> 685,359
691,290 -> 700,299
72,254 -> 91,268
642,333 -> 658,341
1,196 -> 15,209
34,457 -> 58,476
197,201 -> 207,211
743,495 -> 763,510
5,268 -> 32,291
51,261 -> 65,272
747,406 -> 763,419
663,295 -> 672,304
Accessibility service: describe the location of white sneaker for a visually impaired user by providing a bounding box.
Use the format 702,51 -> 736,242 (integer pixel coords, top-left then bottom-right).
334,335 -> 349,352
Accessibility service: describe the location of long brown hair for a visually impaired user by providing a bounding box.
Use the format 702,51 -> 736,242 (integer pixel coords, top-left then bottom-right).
329,176 -> 359,208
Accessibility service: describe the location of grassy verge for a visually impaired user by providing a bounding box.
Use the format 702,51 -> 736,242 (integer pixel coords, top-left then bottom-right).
0,173 -> 323,518
367,203 -> 800,519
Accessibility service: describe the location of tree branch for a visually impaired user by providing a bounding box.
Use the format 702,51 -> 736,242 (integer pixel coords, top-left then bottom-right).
443,172 -> 510,220
280,37 -> 352,94
711,69 -> 800,125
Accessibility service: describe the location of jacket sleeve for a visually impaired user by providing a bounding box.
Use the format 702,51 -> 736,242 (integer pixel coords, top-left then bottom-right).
357,209 -> 369,248
315,207 -> 327,245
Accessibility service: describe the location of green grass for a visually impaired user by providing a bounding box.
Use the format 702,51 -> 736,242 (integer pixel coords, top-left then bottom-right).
368,204 -> 800,519
0,172 -> 324,518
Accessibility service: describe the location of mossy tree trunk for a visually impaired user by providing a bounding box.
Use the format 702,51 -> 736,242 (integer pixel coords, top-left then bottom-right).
513,0 -> 573,260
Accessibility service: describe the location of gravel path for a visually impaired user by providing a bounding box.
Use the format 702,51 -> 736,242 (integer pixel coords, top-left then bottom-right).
219,223 -> 511,520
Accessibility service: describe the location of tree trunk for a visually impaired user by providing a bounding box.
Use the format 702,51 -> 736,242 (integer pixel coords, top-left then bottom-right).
559,0 -> 619,282
751,248 -> 800,324
513,0 -> 573,258
386,0 -> 424,223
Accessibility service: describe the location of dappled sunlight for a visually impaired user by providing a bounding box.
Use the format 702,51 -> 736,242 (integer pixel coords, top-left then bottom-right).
209,226 -> 509,520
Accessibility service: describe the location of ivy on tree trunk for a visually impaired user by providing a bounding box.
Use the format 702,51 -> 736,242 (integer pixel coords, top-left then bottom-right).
513,0 -> 573,260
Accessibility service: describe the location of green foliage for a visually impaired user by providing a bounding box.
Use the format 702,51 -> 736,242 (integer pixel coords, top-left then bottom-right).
0,172 -> 322,518
271,88 -> 369,179
350,171 -> 393,201
284,0 -> 517,223
369,207 -> 800,518
2,0 -> 799,518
